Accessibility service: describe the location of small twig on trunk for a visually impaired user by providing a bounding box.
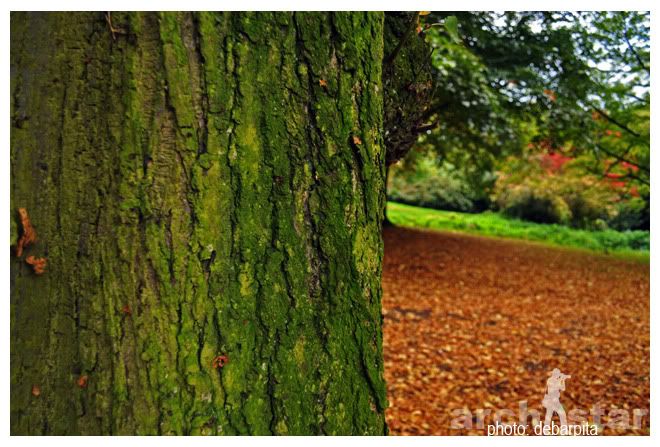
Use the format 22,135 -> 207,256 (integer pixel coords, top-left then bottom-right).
105,12 -> 127,41
384,14 -> 420,67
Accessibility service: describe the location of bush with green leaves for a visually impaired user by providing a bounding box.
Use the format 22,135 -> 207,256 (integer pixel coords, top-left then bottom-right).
492,151 -> 621,229
387,155 -> 487,213
609,196 -> 650,231
495,185 -> 573,225
388,174 -> 475,213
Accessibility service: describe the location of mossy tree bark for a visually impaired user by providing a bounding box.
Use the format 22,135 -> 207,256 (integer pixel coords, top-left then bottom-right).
11,12 -> 388,435
380,12 -> 435,226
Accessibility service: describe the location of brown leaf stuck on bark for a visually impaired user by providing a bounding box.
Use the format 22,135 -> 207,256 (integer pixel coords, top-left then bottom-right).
212,355 -> 229,369
16,208 -> 37,257
77,375 -> 89,388
25,256 -> 47,275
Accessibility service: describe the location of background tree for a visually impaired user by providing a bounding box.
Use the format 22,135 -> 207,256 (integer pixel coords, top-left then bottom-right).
389,11 -> 650,229
10,11 -> 397,435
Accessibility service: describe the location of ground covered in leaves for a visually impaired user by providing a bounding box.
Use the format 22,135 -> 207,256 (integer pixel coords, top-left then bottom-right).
382,226 -> 650,436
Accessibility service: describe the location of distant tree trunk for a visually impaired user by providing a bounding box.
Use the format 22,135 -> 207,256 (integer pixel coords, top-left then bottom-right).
382,165 -> 394,227
381,12 -> 435,227
10,11 -> 388,435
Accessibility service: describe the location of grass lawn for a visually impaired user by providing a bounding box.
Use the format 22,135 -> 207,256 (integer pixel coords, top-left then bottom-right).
386,201 -> 649,260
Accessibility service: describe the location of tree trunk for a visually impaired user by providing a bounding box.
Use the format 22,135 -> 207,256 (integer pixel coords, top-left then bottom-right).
382,165 -> 394,227
11,11 -> 388,435
382,12 -> 434,166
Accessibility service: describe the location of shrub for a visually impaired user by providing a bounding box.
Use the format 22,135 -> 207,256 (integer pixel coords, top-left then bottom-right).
609,196 -> 650,231
497,186 -> 572,224
563,191 -> 613,230
387,157 -> 487,213
388,174 -> 476,213
492,152 -> 620,229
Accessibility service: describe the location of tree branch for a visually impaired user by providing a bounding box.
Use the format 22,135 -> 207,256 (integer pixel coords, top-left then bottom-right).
414,121 -> 441,134
595,144 -> 649,174
624,32 -> 650,74
592,106 -> 642,139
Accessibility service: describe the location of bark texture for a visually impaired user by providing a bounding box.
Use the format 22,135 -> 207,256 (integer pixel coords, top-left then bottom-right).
383,12 -> 435,166
11,11 -> 388,435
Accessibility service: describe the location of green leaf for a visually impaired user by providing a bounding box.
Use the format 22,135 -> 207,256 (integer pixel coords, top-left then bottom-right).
444,15 -> 460,44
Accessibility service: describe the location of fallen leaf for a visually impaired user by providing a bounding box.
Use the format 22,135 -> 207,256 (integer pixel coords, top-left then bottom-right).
16,208 -> 37,257
382,226 -> 649,435
25,255 -> 47,275
77,375 -> 88,388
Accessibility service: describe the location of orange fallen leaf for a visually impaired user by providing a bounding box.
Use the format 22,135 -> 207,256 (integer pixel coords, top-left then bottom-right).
16,208 -> 37,257
25,256 -> 48,275
77,375 -> 88,388
382,226 -> 649,435
319,79 -> 328,88
25,256 -> 47,275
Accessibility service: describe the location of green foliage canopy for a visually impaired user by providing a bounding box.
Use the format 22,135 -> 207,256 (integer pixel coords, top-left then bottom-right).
403,11 -> 649,200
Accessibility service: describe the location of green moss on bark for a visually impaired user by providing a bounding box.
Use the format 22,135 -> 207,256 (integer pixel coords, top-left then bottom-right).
11,11 -> 387,435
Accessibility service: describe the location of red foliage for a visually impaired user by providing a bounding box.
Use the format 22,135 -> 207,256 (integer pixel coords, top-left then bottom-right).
540,152 -> 572,173
603,160 -> 641,194
621,161 -> 639,173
